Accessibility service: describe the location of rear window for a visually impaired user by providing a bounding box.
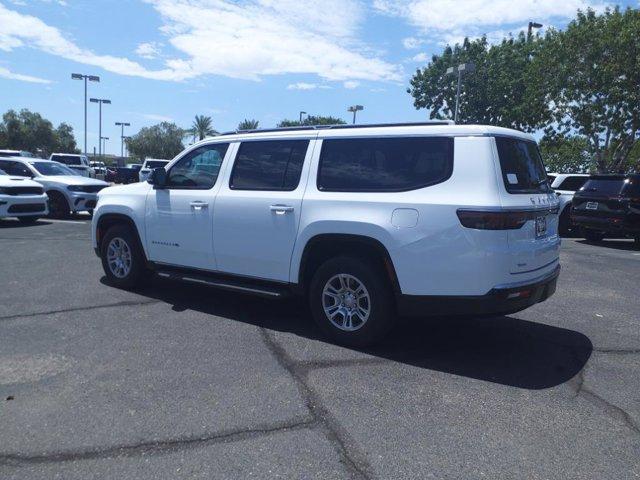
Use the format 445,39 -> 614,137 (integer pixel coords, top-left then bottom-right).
317,136 -> 453,192
53,155 -> 82,165
581,178 -> 640,196
556,176 -> 588,192
495,137 -> 550,194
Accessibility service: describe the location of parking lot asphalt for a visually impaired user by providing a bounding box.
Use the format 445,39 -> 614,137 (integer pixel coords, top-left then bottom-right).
0,217 -> 639,479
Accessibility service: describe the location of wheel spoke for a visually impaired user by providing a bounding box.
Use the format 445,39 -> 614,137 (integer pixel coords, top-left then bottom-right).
322,273 -> 371,332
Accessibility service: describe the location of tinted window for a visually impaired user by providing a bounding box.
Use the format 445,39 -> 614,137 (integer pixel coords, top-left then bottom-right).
167,143 -> 228,189
495,137 -> 550,194
230,140 -> 309,191
557,176 -> 587,192
52,155 -> 83,165
581,177 -> 640,196
317,137 -> 453,192
145,160 -> 168,169
0,160 -> 33,177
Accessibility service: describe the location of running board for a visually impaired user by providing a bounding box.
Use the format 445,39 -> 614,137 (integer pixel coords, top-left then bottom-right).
154,268 -> 288,298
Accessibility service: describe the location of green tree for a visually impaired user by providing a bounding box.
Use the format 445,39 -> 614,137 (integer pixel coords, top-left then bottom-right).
407,34 -> 546,130
277,115 -> 346,127
126,122 -> 185,160
532,7 -> 640,173
539,134 -> 592,173
0,109 -> 78,156
238,119 -> 259,130
190,115 -> 217,141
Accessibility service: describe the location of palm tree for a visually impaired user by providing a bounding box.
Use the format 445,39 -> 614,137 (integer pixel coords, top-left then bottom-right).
238,119 -> 259,130
191,115 -> 217,141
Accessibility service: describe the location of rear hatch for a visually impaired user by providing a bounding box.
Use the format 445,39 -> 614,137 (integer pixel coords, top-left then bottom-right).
494,136 -> 560,274
572,176 -> 639,221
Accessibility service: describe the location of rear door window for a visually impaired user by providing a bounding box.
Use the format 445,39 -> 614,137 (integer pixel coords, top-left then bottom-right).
230,140 -> 309,191
495,137 -> 550,194
317,136 -> 453,192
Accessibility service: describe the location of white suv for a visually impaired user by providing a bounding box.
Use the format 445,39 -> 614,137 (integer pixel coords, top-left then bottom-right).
92,123 -> 560,346
138,159 -> 169,183
547,173 -> 589,235
0,168 -> 49,223
49,153 -> 94,178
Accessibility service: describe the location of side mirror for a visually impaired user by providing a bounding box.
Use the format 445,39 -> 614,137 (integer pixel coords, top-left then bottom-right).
149,167 -> 167,188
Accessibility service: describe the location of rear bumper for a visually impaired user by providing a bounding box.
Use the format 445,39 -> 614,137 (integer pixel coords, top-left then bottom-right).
572,214 -> 640,234
398,265 -> 560,317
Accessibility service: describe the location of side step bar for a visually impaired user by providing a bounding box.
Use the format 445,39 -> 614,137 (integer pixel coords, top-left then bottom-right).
154,268 -> 289,298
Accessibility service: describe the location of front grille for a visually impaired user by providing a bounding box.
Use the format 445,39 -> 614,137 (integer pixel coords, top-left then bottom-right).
81,185 -> 105,193
8,203 -> 46,213
2,186 -> 44,195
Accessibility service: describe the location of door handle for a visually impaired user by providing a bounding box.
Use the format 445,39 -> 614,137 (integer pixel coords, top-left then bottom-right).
270,204 -> 294,215
190,201 -> 208,210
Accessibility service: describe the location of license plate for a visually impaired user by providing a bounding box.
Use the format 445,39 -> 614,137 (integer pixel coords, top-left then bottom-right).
586,202 -> 598,210
535,216 -> 547,238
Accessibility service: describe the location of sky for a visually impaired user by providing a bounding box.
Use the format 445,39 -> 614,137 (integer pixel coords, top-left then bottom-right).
0,0 -> 636,155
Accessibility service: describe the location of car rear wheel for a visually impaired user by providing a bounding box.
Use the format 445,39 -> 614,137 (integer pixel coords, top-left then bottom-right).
584,229 -> 604,243
309,256 -> 395,347
17,216 -> 39,224
47,191 -> 69,219
100,225 -> 148,289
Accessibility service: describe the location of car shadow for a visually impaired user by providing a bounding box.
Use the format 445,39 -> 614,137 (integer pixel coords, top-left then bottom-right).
0,218 -> 52,228
103,276 -> 592,391
576,239 -> 638,251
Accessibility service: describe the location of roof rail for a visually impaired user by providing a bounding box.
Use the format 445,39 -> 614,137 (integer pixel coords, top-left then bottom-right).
219,120 -> 455,136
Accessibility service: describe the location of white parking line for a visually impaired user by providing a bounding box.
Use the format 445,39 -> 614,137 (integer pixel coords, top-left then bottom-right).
47,219 -> 89,224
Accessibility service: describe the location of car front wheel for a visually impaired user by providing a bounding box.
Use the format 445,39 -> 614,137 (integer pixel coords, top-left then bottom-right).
309,256 -> 394,347
100,225 -> 148,289
584,229 -> 604,243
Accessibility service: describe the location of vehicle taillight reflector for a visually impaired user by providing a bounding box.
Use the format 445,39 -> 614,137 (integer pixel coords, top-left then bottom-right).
456,209 -> 533,230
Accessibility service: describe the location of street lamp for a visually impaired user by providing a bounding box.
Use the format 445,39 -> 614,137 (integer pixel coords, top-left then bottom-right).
90,98 -> 111,157
528,21 -> 543,37
299,111 -> 307,123
71,73 -> 100,155
347,105 -> 363,124
115,122 -> 131,157
122,135 -> 131,158
100,136 -> 109,156
446,62 -> 475,123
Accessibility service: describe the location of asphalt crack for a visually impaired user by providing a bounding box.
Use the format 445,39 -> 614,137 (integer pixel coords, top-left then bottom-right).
259,328 -> 376,480
0,299 -> 161,322
0,417 -> 315,467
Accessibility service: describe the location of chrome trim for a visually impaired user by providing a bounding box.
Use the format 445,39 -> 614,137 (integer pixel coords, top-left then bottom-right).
156,272 -> 282,297
494,264 -> 560,290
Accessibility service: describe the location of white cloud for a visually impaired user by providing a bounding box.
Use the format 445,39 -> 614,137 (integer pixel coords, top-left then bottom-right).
135,41 -> 162,59
287,82 -> 318,90
375,0 -> 610,44
343,80 -> 360,89
402,37 -> 423,49
411,52 -> 429,62
0,66 -> 51,84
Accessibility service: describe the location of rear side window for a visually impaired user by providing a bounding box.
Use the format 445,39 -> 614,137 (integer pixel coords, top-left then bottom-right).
556,176 -> 587,192
317,136 -> 453,192
230,140 -> 309,191
495,137 -> 550,194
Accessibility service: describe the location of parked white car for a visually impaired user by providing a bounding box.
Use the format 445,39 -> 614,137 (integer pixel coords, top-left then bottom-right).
92,123 -> 560,346
49,153 -> 95,178
0,157 -> 108,218
90,161 -> 107,180
138,159 -> 169,182
0,167 -> 49,223
0,149 -> 35,158
547,173 -> 589,235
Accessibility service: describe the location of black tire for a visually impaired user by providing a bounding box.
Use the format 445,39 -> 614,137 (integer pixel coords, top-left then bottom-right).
17,216 -> 39,224
558,208 -> 571,237
87,209 -> 94,217
635,235 -> 640,248
309,256 -> 395,347
47,191 -> 70,219
100,224 -> 148,289
584,229 -> 604,243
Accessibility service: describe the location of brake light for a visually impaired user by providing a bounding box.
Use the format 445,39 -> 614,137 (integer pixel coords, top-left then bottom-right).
457,209 -> 533,230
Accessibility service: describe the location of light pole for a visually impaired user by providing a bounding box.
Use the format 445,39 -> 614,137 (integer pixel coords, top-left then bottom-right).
446,62 -> 475,123
299,111 -> 307,124
528,21 -> 543,38
90,98 -> 111,157
115,122 -> 130,157
122,136 -> 131,158
100,136 -> 109,157
71,73 -> 100,155
347,105 -> 363,124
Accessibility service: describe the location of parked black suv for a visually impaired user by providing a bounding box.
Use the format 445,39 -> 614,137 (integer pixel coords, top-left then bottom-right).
572,174 -> 640,245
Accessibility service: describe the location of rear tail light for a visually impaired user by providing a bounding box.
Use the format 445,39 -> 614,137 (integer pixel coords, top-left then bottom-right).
457,209 -> 555,230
